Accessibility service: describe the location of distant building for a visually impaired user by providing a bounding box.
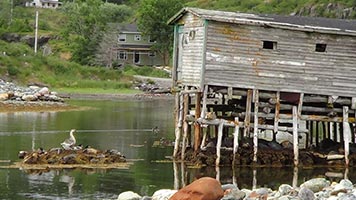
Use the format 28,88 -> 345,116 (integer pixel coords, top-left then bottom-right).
112,24 -> 164,67
25,0 -> 62,9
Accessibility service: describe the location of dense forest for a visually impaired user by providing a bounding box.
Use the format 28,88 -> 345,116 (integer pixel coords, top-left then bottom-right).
0,0 -> 355,88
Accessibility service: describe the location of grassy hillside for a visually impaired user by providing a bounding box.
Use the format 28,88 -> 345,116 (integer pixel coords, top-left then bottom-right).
0,1 -> 354,93
185,0 -> 356,18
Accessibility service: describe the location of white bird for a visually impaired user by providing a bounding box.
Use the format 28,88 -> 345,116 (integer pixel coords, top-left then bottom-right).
61,129 -> 76,150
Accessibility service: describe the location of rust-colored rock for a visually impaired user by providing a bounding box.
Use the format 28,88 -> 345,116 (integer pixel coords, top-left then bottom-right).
169,177 -> 224,200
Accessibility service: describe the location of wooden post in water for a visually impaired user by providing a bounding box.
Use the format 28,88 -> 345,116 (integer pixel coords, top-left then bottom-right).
244,90 -> 252,137
233,117 -> 239,165
194,92 -> 201,152
181,92 -> 189,160
343,106 -> 350,166
173,93 -> 183,158
253,89 -> 259,163
216,121 -> 224,166
293,106 -> 299,166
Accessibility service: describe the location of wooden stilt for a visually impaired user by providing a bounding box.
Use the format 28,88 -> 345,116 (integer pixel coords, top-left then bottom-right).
215,121 -> 224,166
335,123 -> 339,142
273,91 -> 280,141
200,85 -> 208,118
181,92 -> 189,160
324,122 -> 328,139
200,127 -> 207,150
330,122 -> 334,141
244,89 -> 252,138
343,106 -> 350,166
253,89 -> 259,163
215,166 -> 220,181
292,166 -> 298,188
173,161 -> 179,190
293,106 -> 299,166
305,121 -> 310,149
173,93 -> 183,158
316,121 -> 320,147
252,169 -> 257,190
233,117 -> 239,165
194,92 -> 202,152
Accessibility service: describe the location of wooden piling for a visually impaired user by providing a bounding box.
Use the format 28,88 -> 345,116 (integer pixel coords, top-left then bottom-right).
194,92 -> 202,152
181,92 -> 189,160
253,89 -> 259,163
293,106 -> 299,166
173,93 -> 183,158
233,117 -> 239,165
216,121 -> 224,166
244,89 -> 252,137
343,106 -> 350,166
273,91 -> 280,141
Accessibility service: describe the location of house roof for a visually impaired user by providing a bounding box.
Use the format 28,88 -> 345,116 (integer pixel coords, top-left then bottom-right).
117,24 -> 140,33
168,7 -> 356,36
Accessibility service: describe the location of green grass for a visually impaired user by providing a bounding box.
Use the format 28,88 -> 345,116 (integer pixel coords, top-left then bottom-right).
55,87 -> 142,94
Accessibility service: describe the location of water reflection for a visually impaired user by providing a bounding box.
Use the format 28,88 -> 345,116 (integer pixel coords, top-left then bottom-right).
173,162 -> 353,190
0,99 -> 355,199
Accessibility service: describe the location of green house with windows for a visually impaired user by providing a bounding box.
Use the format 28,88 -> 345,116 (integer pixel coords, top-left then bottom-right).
113,24 -> 164,67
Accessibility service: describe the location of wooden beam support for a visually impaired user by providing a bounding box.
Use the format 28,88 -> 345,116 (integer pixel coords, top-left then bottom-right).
194,92 -> 202,152
215,121 -> 224,166
253,89 -> 259,163
173,93 -> 183,158
181,92 -> 189,160
200,85 -> 208,119
233,117 -> 239,166
244,89 -> 252,137
293,106 -> 299,166
273,91 -> 280,141
343,106 -> 350,166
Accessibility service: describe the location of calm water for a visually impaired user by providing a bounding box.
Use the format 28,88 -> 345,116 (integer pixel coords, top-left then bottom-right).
0,99 -> 353,199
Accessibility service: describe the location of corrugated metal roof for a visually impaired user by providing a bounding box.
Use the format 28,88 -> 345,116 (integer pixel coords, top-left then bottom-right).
168,7 -> 356,36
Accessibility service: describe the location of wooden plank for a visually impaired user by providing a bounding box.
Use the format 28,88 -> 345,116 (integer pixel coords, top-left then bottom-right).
194,92 -> 202,152
253,89 -> 259,163
215,121 -> 224,166
343,106 -> 350,166
244,89 -> 252,137
293,106 -> 299,166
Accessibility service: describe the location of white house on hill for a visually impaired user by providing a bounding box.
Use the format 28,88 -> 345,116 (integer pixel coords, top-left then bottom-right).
26,0 -> 62,9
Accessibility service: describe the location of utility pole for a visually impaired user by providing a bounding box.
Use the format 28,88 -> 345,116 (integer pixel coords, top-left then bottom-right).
9,0 -> 13,25
34,10 -> 39,54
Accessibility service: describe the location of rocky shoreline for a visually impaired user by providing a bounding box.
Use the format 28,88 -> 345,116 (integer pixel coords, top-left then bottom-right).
117,177 -> 356,200
0,78 -> 174,112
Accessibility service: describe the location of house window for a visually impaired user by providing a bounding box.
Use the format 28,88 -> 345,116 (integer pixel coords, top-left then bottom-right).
315,43 -> 327,52
149,51 -> 156,57
134,35 -> 141,41
118,51 -> 127,60
118,34 -> 126,42
148,36 -> 156,43
263,41 -> 277,50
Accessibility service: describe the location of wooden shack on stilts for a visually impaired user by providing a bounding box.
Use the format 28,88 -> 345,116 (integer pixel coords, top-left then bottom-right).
168,7 -> 356,167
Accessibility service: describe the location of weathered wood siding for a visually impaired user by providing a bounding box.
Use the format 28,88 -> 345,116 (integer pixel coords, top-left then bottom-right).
204,21 -> 356,97
177,13 -> 205,87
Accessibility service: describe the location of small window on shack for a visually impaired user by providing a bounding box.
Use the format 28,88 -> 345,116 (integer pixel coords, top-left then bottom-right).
118,34 -> 126,42
315,43 -> 327,52
263,41 -> 277,50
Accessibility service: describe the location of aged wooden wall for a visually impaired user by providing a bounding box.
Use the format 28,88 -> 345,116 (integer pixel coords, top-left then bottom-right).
203,21 -> 356,97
